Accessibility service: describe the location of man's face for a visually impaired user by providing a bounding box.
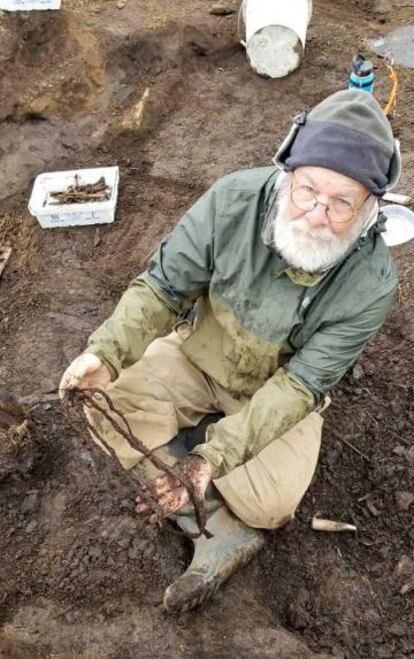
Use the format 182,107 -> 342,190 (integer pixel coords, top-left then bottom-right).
286,166 -> 370,238
272,166 -> 374,273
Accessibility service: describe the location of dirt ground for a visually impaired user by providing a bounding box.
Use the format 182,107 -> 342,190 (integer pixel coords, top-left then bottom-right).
0,0 -> 413,657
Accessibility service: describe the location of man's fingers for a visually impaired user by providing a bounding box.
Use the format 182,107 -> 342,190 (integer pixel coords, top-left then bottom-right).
158,488 -> 189,516
193,475 -> 211,502
58,353 -> 105,400
58,370 -> 82,400
136,456 -> 214,520
58,362 -> 88,399
136,486 -> 189,517
150,473 -> 181,496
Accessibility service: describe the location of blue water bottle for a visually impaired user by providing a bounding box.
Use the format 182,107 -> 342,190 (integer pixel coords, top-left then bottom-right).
348,54 -> 375,93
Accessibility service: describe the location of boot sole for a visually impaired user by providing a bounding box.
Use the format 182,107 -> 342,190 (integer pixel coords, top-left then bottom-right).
163,535 -> 264,613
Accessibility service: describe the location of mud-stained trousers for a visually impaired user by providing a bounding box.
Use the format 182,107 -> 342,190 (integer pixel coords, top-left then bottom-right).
86,330 -> 325,529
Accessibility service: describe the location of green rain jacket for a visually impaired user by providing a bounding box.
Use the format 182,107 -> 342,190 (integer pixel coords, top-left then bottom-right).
87,167 -> 398,478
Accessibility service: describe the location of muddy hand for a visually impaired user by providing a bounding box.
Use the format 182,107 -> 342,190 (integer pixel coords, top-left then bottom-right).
136,455 -> 212,518
59,353 -> 111,400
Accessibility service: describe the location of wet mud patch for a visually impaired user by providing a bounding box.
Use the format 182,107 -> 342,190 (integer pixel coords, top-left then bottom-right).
0,12 -> 106,123
0,401 -> 185,610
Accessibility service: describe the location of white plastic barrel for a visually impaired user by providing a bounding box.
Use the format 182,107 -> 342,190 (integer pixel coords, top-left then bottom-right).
241,0 -> 313,79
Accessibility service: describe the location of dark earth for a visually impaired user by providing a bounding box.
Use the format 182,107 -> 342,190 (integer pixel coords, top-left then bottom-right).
0,0 -> 413,657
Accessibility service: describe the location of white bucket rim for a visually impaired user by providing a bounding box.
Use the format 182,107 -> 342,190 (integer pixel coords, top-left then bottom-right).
244,0 -> 312,48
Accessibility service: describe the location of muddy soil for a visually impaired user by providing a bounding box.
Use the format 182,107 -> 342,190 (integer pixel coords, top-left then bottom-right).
0,0 -> 413,657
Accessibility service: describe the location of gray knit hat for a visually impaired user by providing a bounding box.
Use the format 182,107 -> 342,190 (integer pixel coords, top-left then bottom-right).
274,90 -> 401,196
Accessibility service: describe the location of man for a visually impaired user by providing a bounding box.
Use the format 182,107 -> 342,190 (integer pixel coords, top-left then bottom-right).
59,90 -> 400,613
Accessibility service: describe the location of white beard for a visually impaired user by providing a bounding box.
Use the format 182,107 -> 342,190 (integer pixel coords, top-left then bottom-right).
270,185 -> 368,273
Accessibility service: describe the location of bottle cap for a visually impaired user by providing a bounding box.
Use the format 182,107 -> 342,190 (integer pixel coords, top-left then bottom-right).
352,54 -> 374,77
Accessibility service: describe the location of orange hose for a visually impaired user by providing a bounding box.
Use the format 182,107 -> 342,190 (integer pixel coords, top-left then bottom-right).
383,67 -> 398,117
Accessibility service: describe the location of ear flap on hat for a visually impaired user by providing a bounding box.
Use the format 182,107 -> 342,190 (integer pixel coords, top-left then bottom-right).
384,139 -> 401,194
272,112 -> 308,170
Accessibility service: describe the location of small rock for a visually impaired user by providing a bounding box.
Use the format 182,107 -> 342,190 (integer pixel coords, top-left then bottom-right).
395,491 -> 414,511
79,450 -> 94,465
27,95 -> 58,120
25,520 -> 38,534
209,3 -> 237,15
393,445 -> 406,457
366,500 -> 380,516
116,0 -> 127,8
400,579 -> 414,595
394,555 -> 413,578
352,364 -> 364,380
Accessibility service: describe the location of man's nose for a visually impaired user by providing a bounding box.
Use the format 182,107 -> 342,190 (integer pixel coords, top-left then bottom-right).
306,198 -> 331,226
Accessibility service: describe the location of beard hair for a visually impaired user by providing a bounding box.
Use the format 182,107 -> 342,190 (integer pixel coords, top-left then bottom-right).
269,178 -> 368,273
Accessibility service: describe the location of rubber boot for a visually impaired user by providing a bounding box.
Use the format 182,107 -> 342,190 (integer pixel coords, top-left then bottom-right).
163,493 -> 265,613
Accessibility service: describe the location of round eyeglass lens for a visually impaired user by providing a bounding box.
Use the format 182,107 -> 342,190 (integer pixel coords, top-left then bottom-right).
328,199 -> 354,223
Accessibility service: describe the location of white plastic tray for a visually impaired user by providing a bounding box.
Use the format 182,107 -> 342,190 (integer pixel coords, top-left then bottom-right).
0,0 -> 61,10
28,166 -> 119,229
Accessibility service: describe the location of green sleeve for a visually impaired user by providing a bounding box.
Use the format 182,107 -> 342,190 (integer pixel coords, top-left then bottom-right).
86,183 -> 219,377
287,288 -> 396,398
86,280 -> 177,379
192,368 -> 315,478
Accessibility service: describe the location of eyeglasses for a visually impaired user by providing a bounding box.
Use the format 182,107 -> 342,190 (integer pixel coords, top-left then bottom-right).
290,174 -> 370,224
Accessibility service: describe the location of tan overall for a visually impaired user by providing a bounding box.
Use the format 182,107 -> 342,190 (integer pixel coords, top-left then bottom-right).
86,329 -> 326,530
